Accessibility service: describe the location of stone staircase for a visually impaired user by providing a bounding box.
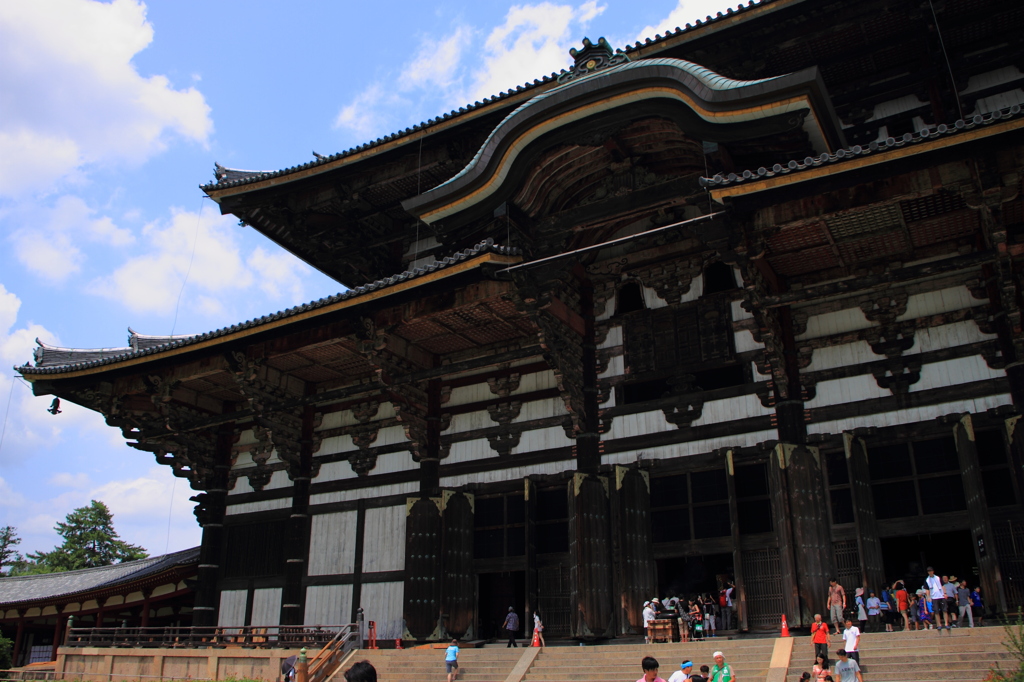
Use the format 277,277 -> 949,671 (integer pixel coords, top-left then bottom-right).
347,646 -> 526,682
522,639 -> 778,682
786,627 -> 1012,682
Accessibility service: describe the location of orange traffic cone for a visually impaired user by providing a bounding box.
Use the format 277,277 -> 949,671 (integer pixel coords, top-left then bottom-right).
531,629 -> 541,647
780,614 -> 790,637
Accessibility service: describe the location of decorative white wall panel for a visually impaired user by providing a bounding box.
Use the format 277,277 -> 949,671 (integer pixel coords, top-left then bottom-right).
318,460 -> 359,483
805,375 -> 889,409
912,320 -> 996,352
516,369 -> 558,394
448,383 -> 494,407
447,438 -> 498,464
305,584 -> 353,626
218,590 -> 247,627
797,307 -> 871,341
600,355 -> 625,379
519,398 -> 567,421
449,410 -> 492,434
734,329 -> 761,353
516,426 -> 573,452
599,326 -> 623,349
376,426 -> 410,447
962,65 -> 1024,94
974,90 -> 1024,114
602,430 -> 778,466
308,511 -> 358,576
803,341 -> 877,373
320,435 -> 357,456
910,356 -> 1004,392
808,394 -> 1012,435
898,287 -> 981,321
690,394 -> 774,426
362,506 -> 406,572
358,582 -> 405,639
236,429 -> 258,447
607,410 -> 674,440
643,285 -> 672,309
866,94 -> 926,121
370,451 -> 417,475
440,460 -> 575,488
310,481 -> 419,506
225,497 -> 292,516
319,403 -> 398,430
251,588 -> 282,627
731,300 -> 753,321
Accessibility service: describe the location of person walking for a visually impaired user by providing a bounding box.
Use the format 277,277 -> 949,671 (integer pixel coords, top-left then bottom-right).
894,581 -> 909,631
841,619 -> 861,668
444,639 -> 459,682
724,582 -> 736,631
926,567 -> 950,631
956,580 -> 974,628
971,586 -> 985,626
703,594 -> 717,637
834,650 -> 863,682
827,579 -> 846,633
810,613 -> 829,667
709,651 -> 736,682
944,576 -> 958,626
502,606 -> 520,647
853,588 -> 867,632
667,661 -> 694,682
638,657 -> 668,682
812,654 -> 830,682
532,610 -> 545,646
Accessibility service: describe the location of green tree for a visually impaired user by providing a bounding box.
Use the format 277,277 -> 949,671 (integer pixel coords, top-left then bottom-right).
0,632 -> 12,669
27,500 -> 148,571
0,526 -> 21,575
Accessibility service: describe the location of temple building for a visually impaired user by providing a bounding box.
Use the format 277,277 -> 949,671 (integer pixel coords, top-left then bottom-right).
16,0 -> 1024,640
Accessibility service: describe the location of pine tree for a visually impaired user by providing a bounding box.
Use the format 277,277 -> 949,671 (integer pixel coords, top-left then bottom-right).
27,500 -> 148,571
0,526 -> 21,575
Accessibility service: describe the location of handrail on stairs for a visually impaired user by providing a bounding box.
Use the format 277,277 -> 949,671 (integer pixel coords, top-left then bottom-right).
307,624 -> 360,682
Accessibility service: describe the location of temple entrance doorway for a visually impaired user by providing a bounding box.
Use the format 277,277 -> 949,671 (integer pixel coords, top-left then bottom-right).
881,529 -> 976,592
656,553 -> 732,602
477,571 -> 525,641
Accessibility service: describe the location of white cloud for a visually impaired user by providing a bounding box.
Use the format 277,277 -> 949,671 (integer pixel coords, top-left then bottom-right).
49,472 -> 93,489
333,1 -> 604,142
0,0 -> 213,196
9,195 -> 135,284
636,0 -> 753,42
87,203 -> 317,317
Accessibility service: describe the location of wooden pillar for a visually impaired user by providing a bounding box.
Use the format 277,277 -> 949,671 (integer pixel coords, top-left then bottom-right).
50,614 -> 65,662
193,423 -> 235,627
724,451 -> 748,631
612,465 -> 655,636
281,406 -> 316,626
955,413 -> 1008,613
523,478 -> 538,639
440,490 -> 475,638
569,473 -> 613,638
768,443 -> 800,626
140,592 -> 151,628
843,433 -> 886,591
13,614 -> 24,667
1006,415 -> 1024,517
349,500 -> 367,624
403,496 -> 443,640
421,379 -> 443,497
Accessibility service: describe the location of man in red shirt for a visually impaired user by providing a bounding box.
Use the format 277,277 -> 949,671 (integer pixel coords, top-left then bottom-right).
893,581 -> 909,631
810,613 -> 829,665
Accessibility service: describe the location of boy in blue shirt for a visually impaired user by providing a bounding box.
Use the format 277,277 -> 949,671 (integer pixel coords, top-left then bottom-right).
445,639 -> 459,682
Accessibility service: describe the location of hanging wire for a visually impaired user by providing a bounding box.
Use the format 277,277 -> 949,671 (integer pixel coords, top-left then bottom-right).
164,476 -> 176,554
928,0 -> 964,121
170,196 -> 206,337
413,137 -> 424,265
703,146 -> 715,218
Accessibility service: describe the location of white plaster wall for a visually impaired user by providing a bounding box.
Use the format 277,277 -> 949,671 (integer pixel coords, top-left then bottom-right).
225,496 -> 291,516
305,584 -> 353,626
218,590 -> 247,627
517,425 -> 573,452
310,481 -> 419,506
362,506 -> 406,572
912,320 -> 996,352
805,375 -> 889,409
251,588 -> 282,627
898,287 -> 982,321
308,510 -> 358,576
803,341 -> 876,373
607,410 -> 674,440
599,326 -> 623,349
910,356 -> 1004,392
602,429 -> 778,466
734,329 -> 761,354
797,307 -> 871,341
440,459 -> 574,488
691,394 -> 774,426
808,394 -> 1012,435
358,582 -> 405,639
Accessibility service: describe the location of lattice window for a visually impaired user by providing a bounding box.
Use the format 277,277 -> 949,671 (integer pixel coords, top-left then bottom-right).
537,565 -> 572,636
741,548 -> 784,629
474,493 -> 526,559
623,300 -> 733,375
993,519 -> 1024,610
833,539 -> 861,596
223,519 -> 287,578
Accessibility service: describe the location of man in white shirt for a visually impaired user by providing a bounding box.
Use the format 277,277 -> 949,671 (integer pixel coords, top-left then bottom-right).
668,661 -> 693,682
842,618 -> 861,666
926,567 -> 950,630
643,601 -> 657,644
723,582 -> 735,630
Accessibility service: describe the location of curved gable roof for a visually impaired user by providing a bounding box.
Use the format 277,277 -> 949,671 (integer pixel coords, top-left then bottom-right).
402,57 -> 844,226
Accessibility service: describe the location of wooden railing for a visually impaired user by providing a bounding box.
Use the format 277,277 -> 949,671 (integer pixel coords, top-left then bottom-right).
307,625 -> 360,682
63,624 -> 357,650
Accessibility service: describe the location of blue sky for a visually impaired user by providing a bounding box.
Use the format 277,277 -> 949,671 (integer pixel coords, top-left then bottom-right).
0,0 -> 741,559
